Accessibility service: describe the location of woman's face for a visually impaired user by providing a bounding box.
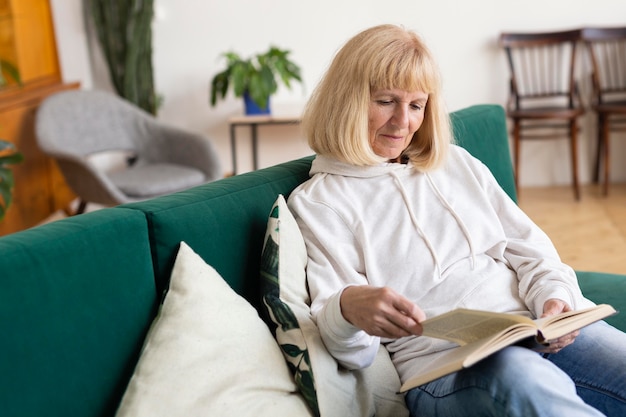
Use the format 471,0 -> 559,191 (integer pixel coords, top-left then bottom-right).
368,88 -> 428,162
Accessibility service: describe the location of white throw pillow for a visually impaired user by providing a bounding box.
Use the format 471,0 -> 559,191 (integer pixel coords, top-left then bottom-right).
116,241 -> 312,417
260,195 -> 409,417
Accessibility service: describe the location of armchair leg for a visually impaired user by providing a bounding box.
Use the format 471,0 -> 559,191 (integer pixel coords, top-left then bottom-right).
75,200 -> 88,215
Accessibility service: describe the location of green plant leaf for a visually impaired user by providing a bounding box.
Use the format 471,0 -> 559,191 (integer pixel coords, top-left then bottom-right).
0,168 -> 14,185
260,65 -> 277,94
210,70 -> 230,106
208,46 -> 302,109
231,61 -> 251,97
0,188 -> 11,218
0,59 -> 22,87
90,0 -> 157,114
0,152 -> 24,166
248,72 -> 270,108
0,140 -> 23,221
0,169 -> 14,220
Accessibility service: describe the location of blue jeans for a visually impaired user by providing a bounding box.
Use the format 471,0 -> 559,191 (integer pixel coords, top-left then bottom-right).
405,321 -> 626,417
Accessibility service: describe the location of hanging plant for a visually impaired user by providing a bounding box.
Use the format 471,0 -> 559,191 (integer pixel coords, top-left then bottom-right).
89,0 -> 158,114
0,140 -> 23,221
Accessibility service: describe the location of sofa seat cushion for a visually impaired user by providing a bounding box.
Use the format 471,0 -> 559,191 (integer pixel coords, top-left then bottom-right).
260,195 -> 410,417
116,242 -> 312,416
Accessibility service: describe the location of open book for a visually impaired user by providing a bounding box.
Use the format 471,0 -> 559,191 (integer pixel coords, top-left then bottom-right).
400,303 -> 617,392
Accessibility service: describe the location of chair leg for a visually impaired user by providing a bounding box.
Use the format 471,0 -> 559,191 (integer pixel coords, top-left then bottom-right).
601,116 -> 610,196
512,120 -> 521,196
74,200 -> 88,215
593,114 -> 603,184
570,120 -> 580,201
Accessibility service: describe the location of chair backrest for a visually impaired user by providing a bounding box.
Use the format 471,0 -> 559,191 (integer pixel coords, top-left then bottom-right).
36,90 -> 152,157
581,27 -> 626,105
500,29 -> 582,110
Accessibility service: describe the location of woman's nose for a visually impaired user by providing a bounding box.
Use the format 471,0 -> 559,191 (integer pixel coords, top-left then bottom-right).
391,105 -> 409,127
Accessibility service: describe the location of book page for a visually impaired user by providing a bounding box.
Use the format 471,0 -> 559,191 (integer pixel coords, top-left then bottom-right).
422,309 -> 534,345
535,304 -> 616,342
401,304 -> 618,391
401,323 -> 540,391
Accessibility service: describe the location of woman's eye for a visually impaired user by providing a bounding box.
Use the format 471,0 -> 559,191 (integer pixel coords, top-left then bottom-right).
377,100 -> 393,105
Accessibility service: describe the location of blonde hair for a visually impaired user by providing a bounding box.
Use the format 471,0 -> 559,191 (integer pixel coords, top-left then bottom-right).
302,24 -> 452,170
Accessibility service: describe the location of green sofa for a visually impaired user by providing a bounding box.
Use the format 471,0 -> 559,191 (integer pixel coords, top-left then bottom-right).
1,104 -> 623,417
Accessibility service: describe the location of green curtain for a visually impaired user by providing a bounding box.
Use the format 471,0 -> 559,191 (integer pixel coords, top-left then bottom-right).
89,0 -> 157,115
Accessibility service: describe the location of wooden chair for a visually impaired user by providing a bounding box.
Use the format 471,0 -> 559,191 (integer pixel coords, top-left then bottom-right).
500,29 -> 585,200
581,27 -> 626,196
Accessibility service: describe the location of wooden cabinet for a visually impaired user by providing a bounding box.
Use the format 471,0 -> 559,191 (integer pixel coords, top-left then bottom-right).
0,0 -> 60,86
0,81 -> 79,236
0,0 -> 79,235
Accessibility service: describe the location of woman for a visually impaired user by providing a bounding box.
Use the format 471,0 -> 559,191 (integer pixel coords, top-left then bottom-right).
288,24 -> 626,416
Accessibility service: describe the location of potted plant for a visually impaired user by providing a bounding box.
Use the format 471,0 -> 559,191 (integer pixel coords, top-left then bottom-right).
0,140 -> 23,221
210,46 -> 302,115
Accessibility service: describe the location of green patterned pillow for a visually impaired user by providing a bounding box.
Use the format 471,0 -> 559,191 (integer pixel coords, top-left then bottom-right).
260,196 -> 318,415
260,195 -> 410,417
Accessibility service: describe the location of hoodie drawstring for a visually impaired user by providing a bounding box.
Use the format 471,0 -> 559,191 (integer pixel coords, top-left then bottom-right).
425,173 -> 477,270
390,170 -> 477,281
390,171 -> 443,280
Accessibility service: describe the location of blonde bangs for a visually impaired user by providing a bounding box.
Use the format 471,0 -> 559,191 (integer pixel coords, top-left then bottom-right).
369,38 -> 440,95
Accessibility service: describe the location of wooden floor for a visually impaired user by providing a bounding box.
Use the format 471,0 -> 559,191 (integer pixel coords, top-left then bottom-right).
518,184 -> 626,275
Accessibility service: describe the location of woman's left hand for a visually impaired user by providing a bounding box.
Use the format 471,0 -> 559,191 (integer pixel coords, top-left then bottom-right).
536,298 -> 580,354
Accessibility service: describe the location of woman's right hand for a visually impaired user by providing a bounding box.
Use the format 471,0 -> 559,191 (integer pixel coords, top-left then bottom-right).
340,285 -> 425,339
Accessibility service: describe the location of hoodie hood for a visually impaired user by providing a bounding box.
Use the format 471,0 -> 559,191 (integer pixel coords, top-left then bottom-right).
310,154 -> 412,178
310,154 -> 477,280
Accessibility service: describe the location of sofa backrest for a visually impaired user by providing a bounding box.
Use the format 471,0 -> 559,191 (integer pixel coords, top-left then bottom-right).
451,104 -> 517,202
124,104 -> 514,307
0,209 -> 157,417
124,156 -> 313,306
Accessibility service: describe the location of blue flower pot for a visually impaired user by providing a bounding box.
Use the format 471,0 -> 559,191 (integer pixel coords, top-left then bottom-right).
243,91 -> 270,115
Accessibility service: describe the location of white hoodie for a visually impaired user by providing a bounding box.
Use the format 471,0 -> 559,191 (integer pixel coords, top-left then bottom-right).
287,145 -> 593,384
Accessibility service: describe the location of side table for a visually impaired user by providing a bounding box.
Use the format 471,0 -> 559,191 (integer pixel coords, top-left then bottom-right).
228,115 -> 301,174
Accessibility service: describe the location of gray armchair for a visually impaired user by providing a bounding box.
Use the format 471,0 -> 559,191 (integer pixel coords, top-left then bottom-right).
36,90 -> 222,214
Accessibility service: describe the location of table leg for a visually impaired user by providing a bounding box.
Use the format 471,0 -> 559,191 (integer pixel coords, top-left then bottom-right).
230,123 -> 237,175
251,124 -> 258,171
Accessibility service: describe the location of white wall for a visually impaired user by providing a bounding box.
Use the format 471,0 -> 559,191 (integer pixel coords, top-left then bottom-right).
51,0 -> 626,184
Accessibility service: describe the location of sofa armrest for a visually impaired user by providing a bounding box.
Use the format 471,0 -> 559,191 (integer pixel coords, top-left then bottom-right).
577,270 -> 626,331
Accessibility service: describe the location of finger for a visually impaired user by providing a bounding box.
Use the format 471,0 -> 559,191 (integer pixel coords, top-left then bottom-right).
555,330 -> 580,345
392,296 -> 426,322
386,310 -> 423,336
363,312 -> 414,339
541,331 -> 579,353
390,298 -> 425,335
541,303 -> 564,318
379,321 -> 417,339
